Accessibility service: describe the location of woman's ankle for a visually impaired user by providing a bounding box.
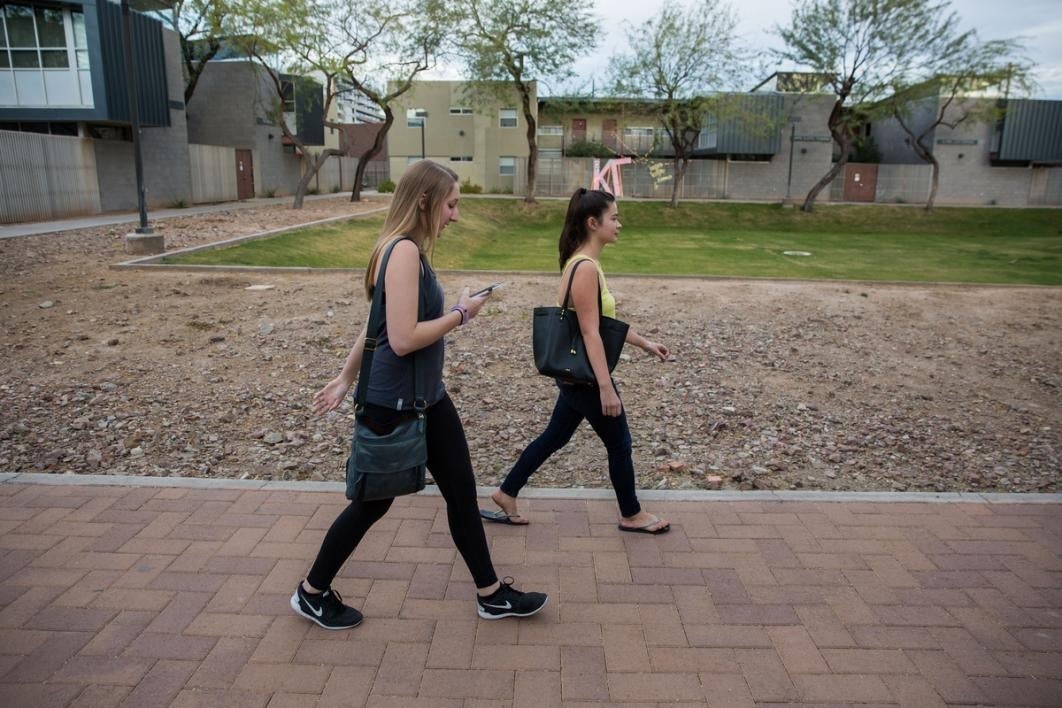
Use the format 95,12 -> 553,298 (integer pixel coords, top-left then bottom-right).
302,579 -> 325,594
477,581 -> 500,597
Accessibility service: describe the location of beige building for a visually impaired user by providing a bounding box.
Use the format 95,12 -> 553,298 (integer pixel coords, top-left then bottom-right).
388,80 -> 536,192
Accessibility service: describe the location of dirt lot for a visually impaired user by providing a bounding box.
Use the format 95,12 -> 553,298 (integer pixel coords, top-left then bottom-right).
1,197 -> 1059,492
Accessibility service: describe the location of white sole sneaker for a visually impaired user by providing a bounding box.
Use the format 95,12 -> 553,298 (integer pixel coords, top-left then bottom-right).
289,591 -> 362,630
476,595 -> 549,620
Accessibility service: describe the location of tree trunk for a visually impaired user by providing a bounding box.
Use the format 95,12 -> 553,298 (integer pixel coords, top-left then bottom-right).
292,148 -> 341,209
802,98 -> 849,213
182,41 -> 219,105
519,87 -> 538,203
800,154 -> 846,213
926,153 -> 941,211
351,110 -> 394,203
669,156 -> 686,208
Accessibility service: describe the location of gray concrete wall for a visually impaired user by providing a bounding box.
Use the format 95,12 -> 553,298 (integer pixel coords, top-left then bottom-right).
185,62 -> 260,149
875,164 -> 932,204
934,120 -> 1031,206
95,28 -> 191,212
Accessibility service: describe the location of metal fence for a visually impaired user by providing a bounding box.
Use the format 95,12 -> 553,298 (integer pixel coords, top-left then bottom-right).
188,143 -> 238,204
0,130 -> 100,223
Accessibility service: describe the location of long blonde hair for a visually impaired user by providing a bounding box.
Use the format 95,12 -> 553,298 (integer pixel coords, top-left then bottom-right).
364,160 -> 459,299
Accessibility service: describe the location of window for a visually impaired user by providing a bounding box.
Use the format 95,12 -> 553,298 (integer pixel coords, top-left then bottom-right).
280,81 -> 295,113
539,148 -> 562,159
537,125 -> 563,136
0,5 -> 92,107
498,156 -> 515,176
623,127 -> 655,137
449,106 -> 472,115
449,156 -> 473,162
406,108 -> 427,128
499,108 -> 517,128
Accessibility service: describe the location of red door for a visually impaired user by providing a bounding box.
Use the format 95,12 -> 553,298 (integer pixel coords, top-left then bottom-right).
235,149 -> 255,200
571,118 -> 586,142
603,119 -> 617,150
843,163 -> 877,202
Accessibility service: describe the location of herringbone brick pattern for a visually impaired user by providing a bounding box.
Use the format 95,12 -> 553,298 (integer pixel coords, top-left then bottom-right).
1,482 -> 1060,706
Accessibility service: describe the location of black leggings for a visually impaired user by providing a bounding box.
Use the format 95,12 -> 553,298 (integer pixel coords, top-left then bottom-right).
307,394 -> 498,590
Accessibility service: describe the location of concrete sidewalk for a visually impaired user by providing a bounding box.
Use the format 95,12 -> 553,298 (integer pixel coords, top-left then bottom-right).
0,476 -> 1059,707
0,192 -> 366,240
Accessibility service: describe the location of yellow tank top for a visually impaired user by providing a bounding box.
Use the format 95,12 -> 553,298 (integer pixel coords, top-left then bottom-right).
562,255 -> 616,319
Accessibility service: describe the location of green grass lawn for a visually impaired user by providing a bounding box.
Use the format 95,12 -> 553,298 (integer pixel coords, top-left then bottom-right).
165,199 -> 1062,285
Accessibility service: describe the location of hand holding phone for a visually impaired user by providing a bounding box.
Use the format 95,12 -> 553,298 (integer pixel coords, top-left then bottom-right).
471,282 -> 504,297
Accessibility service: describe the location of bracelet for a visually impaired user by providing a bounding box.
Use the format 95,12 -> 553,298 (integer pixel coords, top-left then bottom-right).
450,304 -> 468,326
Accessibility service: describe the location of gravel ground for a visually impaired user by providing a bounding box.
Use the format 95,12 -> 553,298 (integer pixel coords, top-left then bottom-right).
1,197 -> 1059,493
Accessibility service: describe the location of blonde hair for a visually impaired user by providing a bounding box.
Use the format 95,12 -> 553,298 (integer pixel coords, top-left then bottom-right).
364,160 -> 459,299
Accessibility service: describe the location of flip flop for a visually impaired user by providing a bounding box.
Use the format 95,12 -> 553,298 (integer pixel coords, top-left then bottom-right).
618,519 -> 671,535
480,509 -> 529,525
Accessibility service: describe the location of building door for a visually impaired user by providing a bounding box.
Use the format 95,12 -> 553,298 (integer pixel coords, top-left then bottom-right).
602,119 -> 617,150
236,149 -> 255,200
571,118 -> 586,142
843,163 -> 877,202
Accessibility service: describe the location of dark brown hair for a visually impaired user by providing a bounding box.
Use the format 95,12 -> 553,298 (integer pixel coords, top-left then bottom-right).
557,188 -> 615,270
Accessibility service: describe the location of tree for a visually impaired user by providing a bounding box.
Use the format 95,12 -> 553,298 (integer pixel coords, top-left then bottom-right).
885,40 -> 1030,210
232,0 -> 442,208
610,0 -> 747,208
143,0 -> 231,105
775,0 -> 974,212
446,0 -> 599,203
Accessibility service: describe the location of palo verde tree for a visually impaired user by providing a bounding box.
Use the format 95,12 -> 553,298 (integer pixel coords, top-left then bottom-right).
445,0 -> 599,203
775,0 -> 976,212
885,37 -> 1030,210
610,0 -> 747,208
140,0 -> 231,104
232,0 -> 442,208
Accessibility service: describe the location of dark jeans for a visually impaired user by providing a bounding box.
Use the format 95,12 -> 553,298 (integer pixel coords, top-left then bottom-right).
307,394 -> 498,591
500,382 -> 641,518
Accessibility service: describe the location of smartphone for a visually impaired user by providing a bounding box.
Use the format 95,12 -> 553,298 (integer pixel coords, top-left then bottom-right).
471,282 -> 504,297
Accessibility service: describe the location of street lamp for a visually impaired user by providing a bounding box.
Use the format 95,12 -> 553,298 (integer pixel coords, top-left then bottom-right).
415,110 -> 428,159
119,0 -> 150,235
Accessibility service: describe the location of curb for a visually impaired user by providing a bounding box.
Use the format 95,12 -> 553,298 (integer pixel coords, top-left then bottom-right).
3,472 -> 1060,504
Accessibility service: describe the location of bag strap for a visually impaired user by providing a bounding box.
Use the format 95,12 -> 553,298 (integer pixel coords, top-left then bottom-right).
357,238 -> 428,413
560,257 -> 604,318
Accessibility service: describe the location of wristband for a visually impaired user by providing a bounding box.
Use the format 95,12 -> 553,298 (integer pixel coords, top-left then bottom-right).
450,304 -> 468,326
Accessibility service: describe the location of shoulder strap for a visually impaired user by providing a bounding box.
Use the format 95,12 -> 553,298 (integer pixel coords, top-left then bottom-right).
356,238 -> 428,411
560,257 -> 603,317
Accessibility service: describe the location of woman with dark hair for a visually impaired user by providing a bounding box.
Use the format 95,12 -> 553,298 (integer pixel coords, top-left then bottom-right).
482,188 -> 671,533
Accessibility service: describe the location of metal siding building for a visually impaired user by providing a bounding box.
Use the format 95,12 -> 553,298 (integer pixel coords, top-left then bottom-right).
0,0 -> 170,126
997,99 -> 1062,163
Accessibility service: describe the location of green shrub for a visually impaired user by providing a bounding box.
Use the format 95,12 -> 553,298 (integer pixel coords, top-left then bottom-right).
377,179 -> 396,193
565,139 -> 614,158
306,186 -> 320,195
460,179 -> 483,194
262,188 -> 277,198
167,199 -> 188,209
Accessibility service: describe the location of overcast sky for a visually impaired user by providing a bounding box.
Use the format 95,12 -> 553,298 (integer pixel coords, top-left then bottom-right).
429,0 -> 1062,99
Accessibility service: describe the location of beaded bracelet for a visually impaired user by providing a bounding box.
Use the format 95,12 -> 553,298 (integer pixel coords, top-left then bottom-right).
450,304 -> 468,326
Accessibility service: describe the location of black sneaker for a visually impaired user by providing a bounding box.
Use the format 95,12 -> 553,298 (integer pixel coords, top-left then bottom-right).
476,577 -> 549,620
290,583 -> 363,630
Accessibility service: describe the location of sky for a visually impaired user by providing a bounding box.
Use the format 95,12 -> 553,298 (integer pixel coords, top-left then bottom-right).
428,0 -> 1062,100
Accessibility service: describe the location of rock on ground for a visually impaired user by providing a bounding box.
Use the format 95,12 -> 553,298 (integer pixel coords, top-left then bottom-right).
1,197 -> 1059,492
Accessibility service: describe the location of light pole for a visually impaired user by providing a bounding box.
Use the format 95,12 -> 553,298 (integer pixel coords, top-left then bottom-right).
119,0 -> 150,235
416,110 -> 428,159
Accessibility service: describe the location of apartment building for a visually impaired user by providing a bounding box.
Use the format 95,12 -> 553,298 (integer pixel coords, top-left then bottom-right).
388,80 -> 535,192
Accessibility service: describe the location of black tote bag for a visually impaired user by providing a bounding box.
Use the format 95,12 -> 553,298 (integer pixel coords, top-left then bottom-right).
532,258 -> 629,385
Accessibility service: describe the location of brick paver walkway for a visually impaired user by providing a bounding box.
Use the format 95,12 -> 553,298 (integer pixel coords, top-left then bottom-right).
1,479 -> 1060,707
